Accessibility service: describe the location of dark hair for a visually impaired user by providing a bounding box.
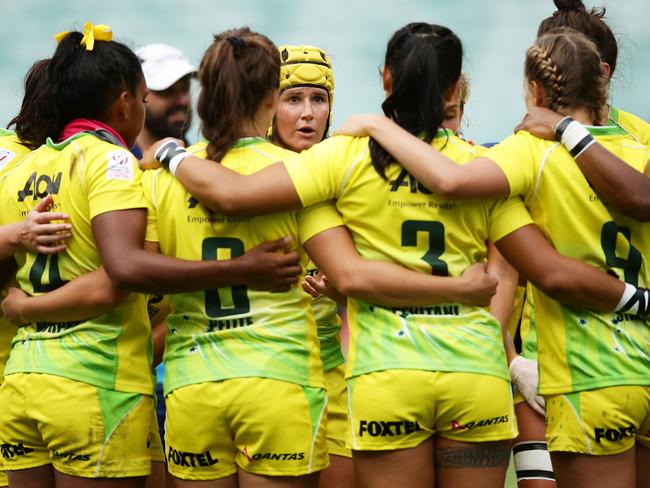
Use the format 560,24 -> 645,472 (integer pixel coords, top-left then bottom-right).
538,0 -> 617,76
46,31 -> 143,138
370,23 -> 462,179
526,28 -> 607,124
197,27 -> 280,161
8,59 -> 54,149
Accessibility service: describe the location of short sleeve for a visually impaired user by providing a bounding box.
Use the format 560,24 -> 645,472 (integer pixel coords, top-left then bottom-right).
488,196 -> 534,243
282,137 -> 353,207
297,201 -> 344,245
482,132 -> 537,199
85,146 -> 147,220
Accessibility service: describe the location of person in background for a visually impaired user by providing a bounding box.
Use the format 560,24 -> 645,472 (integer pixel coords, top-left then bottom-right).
133,43 -> 196,158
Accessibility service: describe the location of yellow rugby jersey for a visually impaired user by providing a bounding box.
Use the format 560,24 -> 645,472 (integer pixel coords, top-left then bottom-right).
283,129 -> 533,380
0,130 -> 31,385
608,106 -> 650,146
484,126 -> 650,394
305,260 -> 344,371
143,138 -> 343,395
0,131 -> 152,394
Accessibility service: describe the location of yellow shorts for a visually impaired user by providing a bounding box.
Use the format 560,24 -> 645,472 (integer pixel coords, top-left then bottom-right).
149,406 -> 165,464
347,369 -> 517,451
325,365 -> 352,458
165,378 -> 329,480
0,461 -> 5,487
545,385 -> 650,455
0,373 -> 153,478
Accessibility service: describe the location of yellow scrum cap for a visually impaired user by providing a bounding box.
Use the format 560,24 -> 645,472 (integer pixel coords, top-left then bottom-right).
278,45 -> 334,127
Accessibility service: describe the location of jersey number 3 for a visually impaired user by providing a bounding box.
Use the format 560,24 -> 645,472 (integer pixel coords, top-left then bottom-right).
401,220 -> 448,276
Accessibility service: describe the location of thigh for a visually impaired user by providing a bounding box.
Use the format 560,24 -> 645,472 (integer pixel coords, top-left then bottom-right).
434,436 -> 510,488
238,470 -> 320,488
165,383 -> 236,482
318,455 -> 354,488
550,448 -> 635,488
226,378 -> 328,477
513,401 -> 555,488
6,464 -> 55,488
346,370 -> 435,452
168,473 -> 238,488
636,442 -> 650,488
54,471 -> 146,488
352,437 -> 434,488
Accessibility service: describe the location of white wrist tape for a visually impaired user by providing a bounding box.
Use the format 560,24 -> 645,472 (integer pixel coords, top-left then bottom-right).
155,141 -> 191,176
554,117 -> 595,158
615,283 -> 649,316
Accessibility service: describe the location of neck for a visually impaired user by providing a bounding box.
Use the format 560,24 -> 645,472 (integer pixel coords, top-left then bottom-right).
563,106 -> 598,126
135,127 -> 158,152
238,117 -> 268,139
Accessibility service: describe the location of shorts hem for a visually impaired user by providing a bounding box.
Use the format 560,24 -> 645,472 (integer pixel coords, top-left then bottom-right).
168,468 -> 238,481
3,459 -> 52,472
546,438 -> 634,456
439,432 -> 518,443
238,461 -> 330,477
348,435 -> 431,452
52,464 -> 151,478
328,446 -> 353,458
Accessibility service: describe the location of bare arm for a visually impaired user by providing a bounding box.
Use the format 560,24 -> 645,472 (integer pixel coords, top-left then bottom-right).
141,139 -> 301,216
494,224 -> 623,310
92,208 -> 301,294
335,114 -> 510,198
1,267 -> 127,323
517,107 -> 650,221
303,226 -> 497,307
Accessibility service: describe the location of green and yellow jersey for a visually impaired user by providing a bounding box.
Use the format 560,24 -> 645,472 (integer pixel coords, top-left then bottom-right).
283,129 -> 532,381
608,106 -> 650,146
305,261 -> 344,371
0,129 -> 32,384
142,138 -> 342,395
484,126 -> 650,395
0,131 -> 152,394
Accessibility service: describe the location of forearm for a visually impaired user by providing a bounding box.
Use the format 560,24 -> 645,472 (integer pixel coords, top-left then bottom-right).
0,258 -> 17,290
573,144 -> 650,221
0,223 -> 22,259
487,242 -> 519,333
174,157 -> 301,216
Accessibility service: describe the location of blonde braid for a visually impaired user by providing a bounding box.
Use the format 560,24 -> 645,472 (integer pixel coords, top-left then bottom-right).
526,44 -> 566,111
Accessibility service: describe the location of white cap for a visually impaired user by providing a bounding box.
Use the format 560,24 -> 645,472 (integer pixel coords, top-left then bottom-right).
136,43 -> 196,91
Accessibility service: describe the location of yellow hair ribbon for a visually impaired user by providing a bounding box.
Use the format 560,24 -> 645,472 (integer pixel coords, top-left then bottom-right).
54,22 -> 112,51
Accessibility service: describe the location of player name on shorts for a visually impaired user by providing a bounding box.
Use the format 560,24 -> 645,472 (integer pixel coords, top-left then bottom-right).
594,425 -> 635,444
0,442 -> 33,458
35,320 -> 84,333
206,317 -> 254,331
167,446 -> 219,467
389,305 -> 460,316
359,420 -> 423,437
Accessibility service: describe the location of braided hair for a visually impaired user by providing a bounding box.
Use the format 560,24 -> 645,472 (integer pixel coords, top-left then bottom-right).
525,28 -> 607,125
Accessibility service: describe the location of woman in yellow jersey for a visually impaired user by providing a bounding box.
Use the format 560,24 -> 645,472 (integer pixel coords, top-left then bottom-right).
141,23 -> 642,488
270,44 -> 354,488
333,29 -> 650,488
0,22 -> 330,488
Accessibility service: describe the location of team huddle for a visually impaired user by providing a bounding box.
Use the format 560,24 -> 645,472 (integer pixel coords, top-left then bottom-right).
0,0 -> 649,487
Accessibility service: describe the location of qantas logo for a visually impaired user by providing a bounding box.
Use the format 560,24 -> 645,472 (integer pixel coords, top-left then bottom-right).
450,415 -> 509,431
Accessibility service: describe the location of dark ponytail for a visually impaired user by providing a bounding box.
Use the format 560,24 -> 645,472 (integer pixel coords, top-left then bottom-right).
197,27 -> 280,161
8,59 -> 55,149
370,23 -> 462,179
538,0 -> 617,76
48,31 -> 143,137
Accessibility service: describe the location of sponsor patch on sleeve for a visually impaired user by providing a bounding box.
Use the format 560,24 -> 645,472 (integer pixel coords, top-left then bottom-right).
0,148 -> 17,172
106,150 -> 134,180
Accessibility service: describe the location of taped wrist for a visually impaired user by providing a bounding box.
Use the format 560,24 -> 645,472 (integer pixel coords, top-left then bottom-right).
554,117 -> 595,158
155,141 -> 191,176
616,283 -> 650,316
513,442 -> 555,482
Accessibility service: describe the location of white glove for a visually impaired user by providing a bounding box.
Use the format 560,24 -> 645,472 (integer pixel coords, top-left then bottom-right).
509,356 -> 545,416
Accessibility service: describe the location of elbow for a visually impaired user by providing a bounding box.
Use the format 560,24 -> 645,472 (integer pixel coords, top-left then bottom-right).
436,178 -> 462,198
332,270 -> 369,299
534,268 -> 573,300
103,259 -> 143,291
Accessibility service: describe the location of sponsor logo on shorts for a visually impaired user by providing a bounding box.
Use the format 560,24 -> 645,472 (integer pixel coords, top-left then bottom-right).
241,449 -> 305,462
450,415 -> 509,431
0,442 -> 34,459
52,450 -> 90,462
594,425 -> 636,444
167,446 -> 219,467
359,420 -> 423,437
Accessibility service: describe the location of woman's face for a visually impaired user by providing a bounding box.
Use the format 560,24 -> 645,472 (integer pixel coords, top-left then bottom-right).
275,86 -> 330,152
